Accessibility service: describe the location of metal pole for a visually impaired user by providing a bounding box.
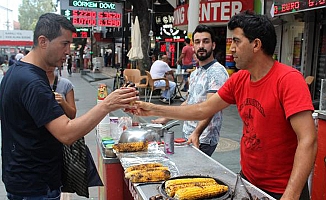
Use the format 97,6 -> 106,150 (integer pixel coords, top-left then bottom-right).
90,27 -> 93,69
121,0 -> 126,69
6,0 -> 9,30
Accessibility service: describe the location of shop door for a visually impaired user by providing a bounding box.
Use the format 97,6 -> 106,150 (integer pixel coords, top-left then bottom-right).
313,21 -> 326,101
280,22 -> 304,71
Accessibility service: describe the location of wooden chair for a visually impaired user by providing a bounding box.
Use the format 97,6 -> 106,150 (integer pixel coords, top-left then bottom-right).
145,71 -> 171,105
124,69 -> 148,101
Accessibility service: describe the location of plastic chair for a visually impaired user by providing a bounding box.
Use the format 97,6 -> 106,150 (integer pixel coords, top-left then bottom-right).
145,71 -> 171,105
124,69 -> 148,101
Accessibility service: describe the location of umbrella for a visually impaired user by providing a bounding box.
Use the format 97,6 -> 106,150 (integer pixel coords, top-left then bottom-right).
127,16 -> 144,61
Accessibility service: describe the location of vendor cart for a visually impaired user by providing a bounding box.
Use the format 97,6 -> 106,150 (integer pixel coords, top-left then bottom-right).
96,126 -> 275,200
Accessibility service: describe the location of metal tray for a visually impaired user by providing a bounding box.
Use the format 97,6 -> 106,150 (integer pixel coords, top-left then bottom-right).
159,175 -> 231,200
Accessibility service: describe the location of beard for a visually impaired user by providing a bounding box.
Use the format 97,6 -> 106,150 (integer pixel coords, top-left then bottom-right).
196,48 -> 213,61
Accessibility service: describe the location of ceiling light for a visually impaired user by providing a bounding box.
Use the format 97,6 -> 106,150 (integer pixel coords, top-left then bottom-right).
154,0 -> 161,5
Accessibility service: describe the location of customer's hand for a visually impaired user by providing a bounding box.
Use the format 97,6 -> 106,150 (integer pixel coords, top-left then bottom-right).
54,92 -> 64,104
103,87 -> 138,111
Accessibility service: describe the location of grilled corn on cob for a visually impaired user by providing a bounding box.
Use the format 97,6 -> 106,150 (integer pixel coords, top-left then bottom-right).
125,166 -> 169,179
174,184 -> 229,200
113,141 -> 148,152
165,177 -> 216,188
125,163 -> 163,173
165,177 -> 217,197
129,168 -> 171,183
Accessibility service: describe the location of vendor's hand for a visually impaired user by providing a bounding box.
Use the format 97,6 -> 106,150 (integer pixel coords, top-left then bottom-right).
187,133 -> 200,148
152,117 -> 170,125
103,87 -> 138,111
127,101 -> 156,116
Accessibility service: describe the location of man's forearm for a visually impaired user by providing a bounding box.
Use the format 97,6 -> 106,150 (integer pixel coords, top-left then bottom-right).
192,116 -> 214,137
282,137 -> 317,199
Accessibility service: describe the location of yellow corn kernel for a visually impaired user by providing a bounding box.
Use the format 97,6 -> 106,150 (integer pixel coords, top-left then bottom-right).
165,178 -> 217,197
165,177 -> 216,188
129,169 -> 171,183
174,184 -> 229,200
125,163 -> 163,173
125,166 -> 169,179
113,141 -> 148,152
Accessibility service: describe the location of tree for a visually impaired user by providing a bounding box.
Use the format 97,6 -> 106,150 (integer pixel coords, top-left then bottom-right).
127,0 -> 152,71
18,0 -> 57,30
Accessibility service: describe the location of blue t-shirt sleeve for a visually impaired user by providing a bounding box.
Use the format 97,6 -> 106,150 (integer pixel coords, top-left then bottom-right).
22,79 -> 64,128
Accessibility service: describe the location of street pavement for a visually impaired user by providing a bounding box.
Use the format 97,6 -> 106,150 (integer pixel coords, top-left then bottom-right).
0,66 -> 243,199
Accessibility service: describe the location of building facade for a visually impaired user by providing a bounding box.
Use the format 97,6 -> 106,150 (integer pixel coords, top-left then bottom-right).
267,0 -> 326,103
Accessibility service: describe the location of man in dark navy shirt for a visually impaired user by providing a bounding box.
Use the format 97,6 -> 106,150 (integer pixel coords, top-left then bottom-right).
0,13 -> 137,199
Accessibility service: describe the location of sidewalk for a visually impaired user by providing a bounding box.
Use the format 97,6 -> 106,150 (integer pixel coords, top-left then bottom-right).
0,67 -> 243,199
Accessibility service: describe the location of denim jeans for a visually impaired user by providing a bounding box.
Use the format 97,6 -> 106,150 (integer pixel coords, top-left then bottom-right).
7,187 -> 61,200
154,80 -> 176,99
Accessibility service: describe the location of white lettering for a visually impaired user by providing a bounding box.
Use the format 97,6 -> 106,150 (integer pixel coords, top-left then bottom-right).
197,1 -> 243,22
211,2 -> 221,21
201,3 -> 210,21
199,1 -> 242,22
162,16 -> 168,24
72,0 -> 97,8
168,15 -> 174,24
221,2 -> 230,21
173,7 -> 185,25
99,2 -> 115,9
232,1 -> 242,16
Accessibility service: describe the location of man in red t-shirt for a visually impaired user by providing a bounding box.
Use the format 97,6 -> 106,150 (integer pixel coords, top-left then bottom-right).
177,38 -> 195,91
134,11 -> 317,200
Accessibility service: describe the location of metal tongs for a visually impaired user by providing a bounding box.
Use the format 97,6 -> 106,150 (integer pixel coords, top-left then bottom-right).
231,173 -> 253,200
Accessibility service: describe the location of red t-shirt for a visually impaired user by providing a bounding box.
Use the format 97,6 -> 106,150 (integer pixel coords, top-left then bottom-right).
218,61 -> 314,193
182,45 -> 194,65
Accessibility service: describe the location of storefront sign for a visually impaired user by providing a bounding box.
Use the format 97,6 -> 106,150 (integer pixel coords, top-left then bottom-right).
70,0 -> 116,10
0,30 -> 33,46
62,9 -> 121,27
72,27 -> 91,38
61,0 -> 122,27
173,0 -> 253,26
155,14 -> 187,41
274,0 -> 326,16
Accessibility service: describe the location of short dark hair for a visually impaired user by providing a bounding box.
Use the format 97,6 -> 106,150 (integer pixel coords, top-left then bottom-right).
185,38 -> 191,44
192,24 -> 216,44
33,13 -> 76,46
227,10 -> 276,56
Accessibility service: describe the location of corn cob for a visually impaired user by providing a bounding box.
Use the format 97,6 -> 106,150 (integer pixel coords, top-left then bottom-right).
125,163 -> 163,173
129,168 -> 171,183
165,178 -> 217,197
113,141 -> 148,152
165,177 -> 216,187
125,166 -> 169,179
174,184 -> 229,200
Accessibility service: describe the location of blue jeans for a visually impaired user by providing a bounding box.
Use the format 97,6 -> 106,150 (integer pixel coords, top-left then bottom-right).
7,187 -> 61,200
154,80 -> 176,99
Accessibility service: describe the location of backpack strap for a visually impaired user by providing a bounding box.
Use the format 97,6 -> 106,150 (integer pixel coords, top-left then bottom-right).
52,74 -> 58,92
